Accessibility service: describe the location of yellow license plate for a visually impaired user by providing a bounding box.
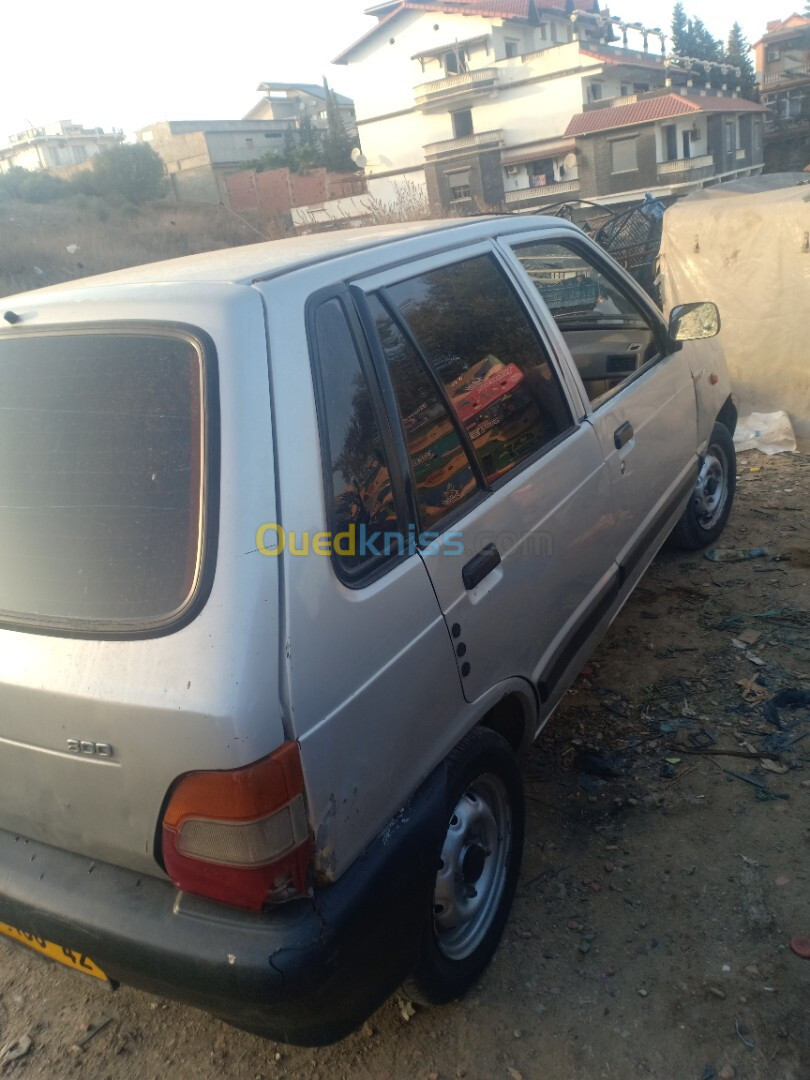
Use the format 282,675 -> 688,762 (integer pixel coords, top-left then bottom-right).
0,921 -> 109,981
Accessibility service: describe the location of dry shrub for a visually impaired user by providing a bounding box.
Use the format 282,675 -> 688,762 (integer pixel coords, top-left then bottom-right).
0,198 -> 284,297
295,179 -> 435,234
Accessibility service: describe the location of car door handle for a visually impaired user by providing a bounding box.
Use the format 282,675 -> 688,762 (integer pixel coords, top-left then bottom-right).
614,421 -> 634,449
462,543 -> 501,591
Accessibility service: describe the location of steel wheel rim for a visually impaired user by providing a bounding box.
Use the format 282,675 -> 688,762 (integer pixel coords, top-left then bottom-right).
693,443 -> 729,530
432,774 -> 512,961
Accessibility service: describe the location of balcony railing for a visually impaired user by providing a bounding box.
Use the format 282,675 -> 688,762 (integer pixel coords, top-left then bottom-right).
423,130 -> 504,157
657,154 -> 714,175
504,179 -> 580,203
762,68 -> 810,86
414,68 -> 499,105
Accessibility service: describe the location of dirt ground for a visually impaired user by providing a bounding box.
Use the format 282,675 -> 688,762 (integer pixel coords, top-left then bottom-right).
1,448 -> 808,1080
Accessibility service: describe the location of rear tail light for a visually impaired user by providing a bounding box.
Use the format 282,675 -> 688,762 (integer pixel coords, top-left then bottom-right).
161,742 -> 312,911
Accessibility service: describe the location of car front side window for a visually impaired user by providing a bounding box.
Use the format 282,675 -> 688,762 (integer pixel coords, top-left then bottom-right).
512,241 -> 664,408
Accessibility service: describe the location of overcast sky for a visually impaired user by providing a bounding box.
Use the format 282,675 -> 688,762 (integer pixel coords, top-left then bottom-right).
0,0 -> 775,146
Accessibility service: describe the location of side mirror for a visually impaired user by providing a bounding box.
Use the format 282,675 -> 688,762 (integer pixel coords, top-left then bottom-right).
669,302 -> 720,342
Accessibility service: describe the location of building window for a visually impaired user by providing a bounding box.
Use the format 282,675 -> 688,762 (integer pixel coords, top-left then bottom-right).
245,138 -> 254,150
724,120 -> 736,152
588,82 -> 603,101
446,168 -> 471,199
528,159 -> 552,186
681,129 -> 692,159
505,39 -> 519,58
451,109 -> 474,139
753,120 -> 763,152
620,84 -> 630,96
610,136 -> 638,173
663,123 -> 678,162
538,23 -> 547,40
767,48 -> 781,62
444,49 -> 468,74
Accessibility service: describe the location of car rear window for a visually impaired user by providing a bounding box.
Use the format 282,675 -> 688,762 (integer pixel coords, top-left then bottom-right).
0,330 -> 207,632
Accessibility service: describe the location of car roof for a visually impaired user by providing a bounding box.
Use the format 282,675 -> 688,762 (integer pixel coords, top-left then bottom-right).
2,215 -> 570,302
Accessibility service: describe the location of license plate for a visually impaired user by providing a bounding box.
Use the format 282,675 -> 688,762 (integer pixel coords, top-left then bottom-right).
0,921 -> 109,982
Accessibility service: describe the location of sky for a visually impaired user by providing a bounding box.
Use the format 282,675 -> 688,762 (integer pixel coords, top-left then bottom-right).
0,0 -> 779,147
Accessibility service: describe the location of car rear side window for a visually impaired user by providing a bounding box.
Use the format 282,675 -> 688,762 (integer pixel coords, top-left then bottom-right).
367,294 -> 481,531
313,297 -> 400,580
383,254 -> 572,485
0,330 -> 206,632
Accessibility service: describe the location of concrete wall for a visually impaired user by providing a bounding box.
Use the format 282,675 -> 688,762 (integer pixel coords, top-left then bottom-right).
205,129 -> 287,165
576,126 -> 659,197
226,168 -> 366,214
167,165 -> 221,204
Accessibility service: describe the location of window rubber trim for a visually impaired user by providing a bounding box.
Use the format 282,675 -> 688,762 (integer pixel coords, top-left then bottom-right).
0,320 -> 219,641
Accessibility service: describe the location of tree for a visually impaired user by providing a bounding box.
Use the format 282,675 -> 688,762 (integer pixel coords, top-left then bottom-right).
691,17 -> 723,62
320,78 -> 356,173
671,2 -> 690,56
725,22 -> 759,101
669,5 -> 722,61
91,142 -> 167,203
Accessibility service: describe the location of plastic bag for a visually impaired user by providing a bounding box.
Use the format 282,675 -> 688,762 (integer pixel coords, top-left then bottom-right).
733,411 -> 797,455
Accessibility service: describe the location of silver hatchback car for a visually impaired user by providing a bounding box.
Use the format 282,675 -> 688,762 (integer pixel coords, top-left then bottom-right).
0,216 -> 736,1044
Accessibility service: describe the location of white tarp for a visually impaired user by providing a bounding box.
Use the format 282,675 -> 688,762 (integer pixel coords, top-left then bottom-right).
659,176 -> 810,436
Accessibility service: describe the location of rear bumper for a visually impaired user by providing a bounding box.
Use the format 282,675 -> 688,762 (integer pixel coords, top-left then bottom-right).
0,765 -> 447,1045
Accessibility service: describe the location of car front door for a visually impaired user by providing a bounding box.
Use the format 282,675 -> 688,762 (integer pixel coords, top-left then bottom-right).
353,245 -> 618,709
502,233 -> 698,580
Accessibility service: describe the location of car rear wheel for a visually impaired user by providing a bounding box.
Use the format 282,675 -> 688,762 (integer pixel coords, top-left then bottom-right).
671,421 -> 736,549
402,728 -> 524,1006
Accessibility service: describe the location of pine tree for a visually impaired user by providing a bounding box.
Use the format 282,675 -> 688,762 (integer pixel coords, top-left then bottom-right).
725,22 -> 759,101
691,18 -> 722,62
671,2 -> 690,56
320,78 -> 357,173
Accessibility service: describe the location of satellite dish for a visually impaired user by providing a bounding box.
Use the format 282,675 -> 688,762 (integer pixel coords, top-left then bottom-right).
350,147 -> 367,168
563,152 -> 577,171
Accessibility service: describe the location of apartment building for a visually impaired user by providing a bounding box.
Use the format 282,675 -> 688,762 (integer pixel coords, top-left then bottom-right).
333,0 -> 765,213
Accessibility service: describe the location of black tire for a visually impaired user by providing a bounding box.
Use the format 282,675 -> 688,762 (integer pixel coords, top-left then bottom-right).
402,728 -> 525,1006
670,421 -> 736,550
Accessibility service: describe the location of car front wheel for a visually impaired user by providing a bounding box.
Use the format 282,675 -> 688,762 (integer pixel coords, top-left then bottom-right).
671,421 -> 736,549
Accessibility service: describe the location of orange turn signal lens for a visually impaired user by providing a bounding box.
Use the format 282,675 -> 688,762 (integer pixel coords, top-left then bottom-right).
161,742 -> 312,911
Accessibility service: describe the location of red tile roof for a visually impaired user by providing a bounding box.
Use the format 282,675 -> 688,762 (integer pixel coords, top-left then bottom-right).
537,0 -> 598,11
565,93 -> 767,137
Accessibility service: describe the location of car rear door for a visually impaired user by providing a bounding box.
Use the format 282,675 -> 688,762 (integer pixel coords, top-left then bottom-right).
500,230 -> 698,580
352,243 -> 618,709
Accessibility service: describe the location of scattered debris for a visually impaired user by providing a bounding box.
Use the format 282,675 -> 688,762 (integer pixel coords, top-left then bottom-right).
733,1016 -> 754,1049
705,547 -> 767,563
0,1036 -> 32,1070
74,1018 -> 112,1049
759,759 -> 790,775
736,678 -> 770,704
